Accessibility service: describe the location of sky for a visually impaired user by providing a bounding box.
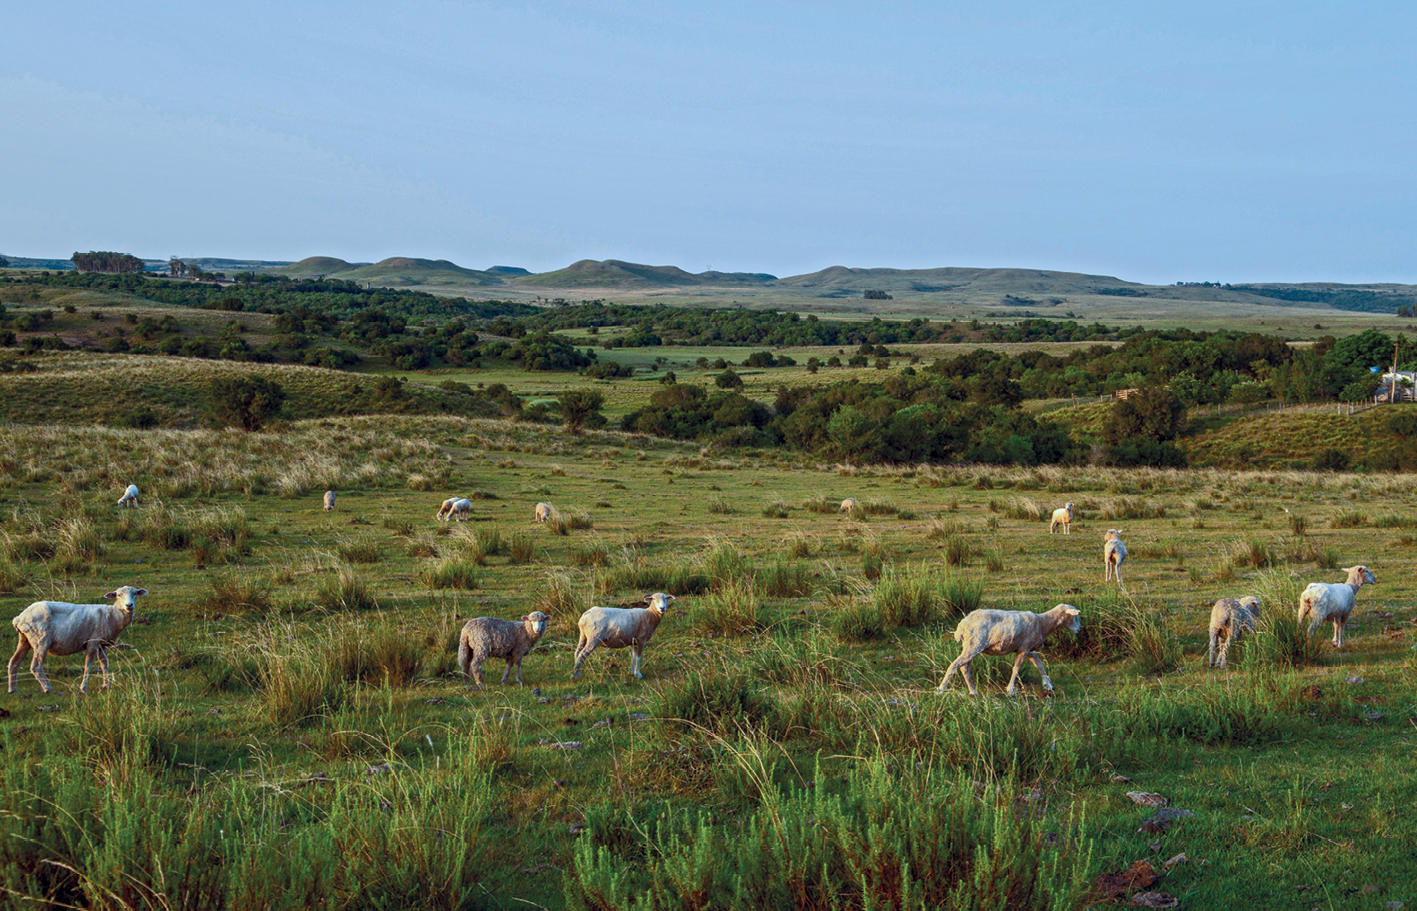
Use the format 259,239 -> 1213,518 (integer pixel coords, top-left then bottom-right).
2,1 -> 1414,283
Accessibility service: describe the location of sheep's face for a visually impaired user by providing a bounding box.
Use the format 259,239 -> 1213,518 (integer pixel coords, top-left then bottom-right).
524,611 -> 551,635
644,592 -> 675,613
1059,605 -> 1081,634
104,586 -> 148,612
1240,596 -> 1262,618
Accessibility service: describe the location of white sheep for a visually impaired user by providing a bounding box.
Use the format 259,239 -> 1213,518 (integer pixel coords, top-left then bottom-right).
1208,596 -> 1261,669
572,592 -> 675,680
1103,529 -> 1127,583
1049,502 -> 1074,535
840,498 -> 857,514
117,484 -> 140,508
323,490 -> 336,511
936,604 -> 1081,696
457,611 -> 552,688
8,586 -> 148,694
435,497 -> 472,522
534,502 -> 553,523
1298,565 -> 1377,648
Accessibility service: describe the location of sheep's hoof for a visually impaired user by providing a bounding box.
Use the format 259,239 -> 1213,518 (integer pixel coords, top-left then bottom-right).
934,686 -> 947,695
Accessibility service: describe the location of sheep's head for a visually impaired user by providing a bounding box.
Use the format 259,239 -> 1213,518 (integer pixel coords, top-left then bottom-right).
523,611 -> 551,635
1240,595 -> 1262,618
104,586 -> 148,613
644,592 -> 675,613
1103,529 -> 1122,542
1055,604 -> 1081,634
1344,565 -> 1377,587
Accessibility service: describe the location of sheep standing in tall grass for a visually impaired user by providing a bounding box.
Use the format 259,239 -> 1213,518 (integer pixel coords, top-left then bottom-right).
1208,595 -> 1261,668
323,490 -> 336,511
935,604 -> 1081,696
1298,565 -> 1377,648
840,498 -> 857,514
8,586 -> 147,694
1103,529 -> 1127,583
572,592 -> 675,680
436,497 -> 472,522
458,611 -> 552,687
117,484 -> 140,508
1049,503 -> 1074,535
534,502 -> 553,523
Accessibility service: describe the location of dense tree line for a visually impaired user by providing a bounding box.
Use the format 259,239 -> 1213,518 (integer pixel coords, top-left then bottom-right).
71,251 -> 145,273
1232,285 -> 1417,314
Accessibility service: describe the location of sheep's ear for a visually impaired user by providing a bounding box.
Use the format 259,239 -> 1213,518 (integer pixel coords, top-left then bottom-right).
134,589 -> 147,597
104,591 -> 118,599
643,594 -> 653,603
1062,605 -> 1080,617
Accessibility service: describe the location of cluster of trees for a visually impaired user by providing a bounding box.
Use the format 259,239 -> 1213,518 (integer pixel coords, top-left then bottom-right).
1232,285 -> 1417,315
71,251 -> 145,273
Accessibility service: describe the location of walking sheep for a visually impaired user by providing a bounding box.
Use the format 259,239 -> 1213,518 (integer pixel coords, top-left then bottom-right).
840,498 -> 857,514
1103,529 -> 1127,583
572,593 -> 675,680
1208,596 -> 1261,669
117,484 -> 140,508
436,497 -> 472,522
1298,565 -> 1377,648
323,490 -> 336,511
8,586 -> 148,694
1050,503 -> 1074,535
936,604 -> 1081,697
534,502 -> 553,523
457,612 -> 552,688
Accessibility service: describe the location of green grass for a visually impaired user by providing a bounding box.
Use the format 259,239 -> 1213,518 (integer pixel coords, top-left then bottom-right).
1,411 -> 1415,909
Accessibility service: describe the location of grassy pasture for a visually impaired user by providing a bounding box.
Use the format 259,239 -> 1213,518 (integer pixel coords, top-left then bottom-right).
0,416 -> 1414,909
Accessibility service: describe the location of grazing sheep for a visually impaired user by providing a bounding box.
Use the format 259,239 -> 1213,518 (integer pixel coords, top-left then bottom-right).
1103,529 -> 1127,583
1208,596 -> 1261,669
936,604 -> 1081,697
323,490 -> 336,511
572,593 -> 675,680
457,611 -> 552,688
435,497 -> 472,522
534,502 -> 553,523
1049,503 -> 1074,535
840,498 -> 857,514
1298,565 -> 1377,648
117,484 -> 140,508
8,586 -> 147,694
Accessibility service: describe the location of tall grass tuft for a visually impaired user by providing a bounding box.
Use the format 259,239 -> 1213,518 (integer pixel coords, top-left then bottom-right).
1003,496 -> 1044,521
313,565 -> 381,611
757,556 -> 812,598
325,620 -> 425,686
829,599 -> 883,642
337,537 -> 382,564
694,578 -> 766,636
657,666 -> 781,737
508,532 -> 536,564
872,561 -> 939,627
258,629 -> 348,726
422,556 -> 479,590
703,540 -> 753,590
201,571 -> 274,616
1232,537 -> 1275,568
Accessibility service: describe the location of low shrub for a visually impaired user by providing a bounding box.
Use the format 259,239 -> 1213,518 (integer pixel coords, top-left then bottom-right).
423,557 -> 479,591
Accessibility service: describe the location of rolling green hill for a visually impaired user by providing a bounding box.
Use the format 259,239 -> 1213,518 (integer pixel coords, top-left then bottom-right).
515,259 -> 777,288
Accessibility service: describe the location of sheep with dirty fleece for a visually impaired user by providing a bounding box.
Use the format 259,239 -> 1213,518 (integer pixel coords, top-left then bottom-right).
1050,503 -> 1074,534
8,586 -> 147,694
1208,596 -> 1261,669
534,502 -> 553,523
1103,529 -> 1127,582
323,490 -> 336,511
435,497 -> 472,522
573,592 -> 675,680
839,498 -> 857,514
117,484 -> 140,508
1298,565 -> 1376,648
458,611 -> 552,688
936,604 -> 1081,697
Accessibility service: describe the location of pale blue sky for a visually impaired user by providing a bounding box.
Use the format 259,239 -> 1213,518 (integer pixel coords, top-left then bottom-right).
2,1 -> 1413,283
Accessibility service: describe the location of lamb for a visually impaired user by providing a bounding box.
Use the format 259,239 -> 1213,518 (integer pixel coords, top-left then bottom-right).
1298,565 -> 1377,648
840,498 -> 857,514
1103,529 -> 1127,583
1208,596 -> 1261,669
117,484 -> 140,508
8,586 -> 148,694
572,592 -> 675,680
1049,503 -> 1074,535
935,604 -> 1081,697
534,502 -> 553,523
323,490 -> 336,511
457,611 -> 552,688
435,497 -> 472,522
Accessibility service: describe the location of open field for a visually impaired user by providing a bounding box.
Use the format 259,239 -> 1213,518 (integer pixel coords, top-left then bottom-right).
1,416 -> 1415,909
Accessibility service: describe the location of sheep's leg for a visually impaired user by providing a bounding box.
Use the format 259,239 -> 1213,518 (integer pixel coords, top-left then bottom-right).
958,660 -> 978,696
1333,618 -> 1344,648
935,649 -> 975,694
1207,631 -> 1218,669
572,640 -> 596,679
95,644 -> 114,689
510,657 -> 523,686
1025,652 -> 1054,692
471,659 -> 486,688
8,635 -> 31,694
457,638 -> 472,687
29,647 -> 52,694
1005,652 -> 1028,696
631,645 -> 644,679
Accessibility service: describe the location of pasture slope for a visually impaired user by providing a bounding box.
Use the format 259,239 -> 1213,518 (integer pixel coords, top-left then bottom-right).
0,413 -> 1414,909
